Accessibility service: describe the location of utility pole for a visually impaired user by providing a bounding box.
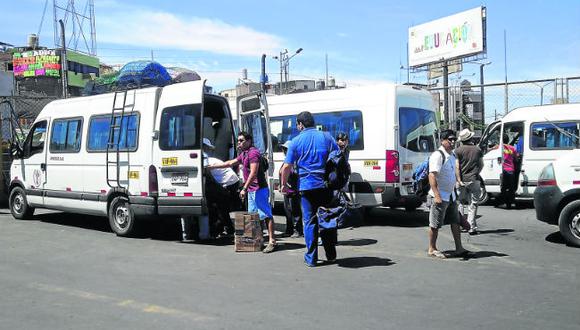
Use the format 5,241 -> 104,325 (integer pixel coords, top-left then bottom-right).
504,30 -> 508,114
59,19 -> 68,99
443,61 -> 449,128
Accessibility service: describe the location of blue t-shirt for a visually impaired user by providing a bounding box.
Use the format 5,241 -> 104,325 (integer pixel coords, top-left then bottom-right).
284,127 -> 339,191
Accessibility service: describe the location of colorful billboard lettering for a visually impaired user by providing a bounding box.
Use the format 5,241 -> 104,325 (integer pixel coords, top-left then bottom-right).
408,7 -> 486,68
12,49 -> 61,78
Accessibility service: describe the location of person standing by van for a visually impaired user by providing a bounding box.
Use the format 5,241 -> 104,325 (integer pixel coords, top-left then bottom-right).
501,135 -> 519,209
280,111 -> 340,267
455,129 -> 484,235
207,132 -> 277,253
427,130 -> 470,259
279,141 -> 303,238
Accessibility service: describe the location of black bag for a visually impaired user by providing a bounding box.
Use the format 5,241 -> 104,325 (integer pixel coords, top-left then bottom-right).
317,192 -> 363,230
324,149 -> 351,191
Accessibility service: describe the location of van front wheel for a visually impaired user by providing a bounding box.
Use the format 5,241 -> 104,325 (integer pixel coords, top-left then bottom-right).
9,187 -> 35,219
109,196 -> 136,237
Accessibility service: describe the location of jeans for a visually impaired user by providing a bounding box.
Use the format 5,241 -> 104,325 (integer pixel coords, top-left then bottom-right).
301,188 -> 336,265
458,180 -> 481,230
283,193 -> 302,234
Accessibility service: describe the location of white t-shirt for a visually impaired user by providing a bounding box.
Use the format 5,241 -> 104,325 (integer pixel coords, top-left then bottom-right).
203,154 -> 239,187
428,146 -> 457,202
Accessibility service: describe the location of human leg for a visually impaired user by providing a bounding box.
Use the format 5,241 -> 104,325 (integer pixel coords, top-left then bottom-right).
283,195 -> 294,236
291,193 -> 303,236
428,197 -> 446,254
467,181 -> 480,231
301,191 -> 319,266
446,201 -> 468,254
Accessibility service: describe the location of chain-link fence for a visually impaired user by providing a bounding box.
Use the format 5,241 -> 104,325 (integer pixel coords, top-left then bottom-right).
429,76 -> 580,132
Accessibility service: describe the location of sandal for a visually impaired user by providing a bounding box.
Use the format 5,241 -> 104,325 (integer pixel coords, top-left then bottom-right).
262,242 -> 277,253
428,250 -> 447,259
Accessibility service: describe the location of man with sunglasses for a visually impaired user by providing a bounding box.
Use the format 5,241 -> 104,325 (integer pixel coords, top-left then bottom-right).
207,132 -> 277,253
427,129 -> 470,259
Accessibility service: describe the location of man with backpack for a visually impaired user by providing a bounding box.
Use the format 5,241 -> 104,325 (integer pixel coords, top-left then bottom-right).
427,130 -> 470,259
280,111 -> 340,267
207,132 -> 277,253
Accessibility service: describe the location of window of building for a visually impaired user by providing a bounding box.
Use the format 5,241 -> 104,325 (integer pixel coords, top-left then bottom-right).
50,118 -> 83,153
159,104 -> 201,150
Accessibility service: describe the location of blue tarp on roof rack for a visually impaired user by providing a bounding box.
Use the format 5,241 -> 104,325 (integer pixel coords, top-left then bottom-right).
117,61 -> 172,87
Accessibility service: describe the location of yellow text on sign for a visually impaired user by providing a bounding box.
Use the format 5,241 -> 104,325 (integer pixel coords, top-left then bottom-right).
129,171 -> 139,179
162,157 -> 178,166
364,160 -> 379,167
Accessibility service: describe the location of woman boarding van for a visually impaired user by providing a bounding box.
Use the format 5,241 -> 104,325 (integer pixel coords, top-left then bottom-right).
8,80 -> 236,236
261,83 -> 438,211
478,103 -> 580,203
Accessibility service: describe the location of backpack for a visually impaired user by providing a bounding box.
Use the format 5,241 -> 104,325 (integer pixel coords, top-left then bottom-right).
259,153 -> 269,172
324,149 -> 351,191
412,150 -> 445,198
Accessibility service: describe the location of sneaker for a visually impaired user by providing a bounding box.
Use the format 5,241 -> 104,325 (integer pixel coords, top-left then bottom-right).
262,242 -> 277,253
291,230 -> 301,238
468,229 -> 479,236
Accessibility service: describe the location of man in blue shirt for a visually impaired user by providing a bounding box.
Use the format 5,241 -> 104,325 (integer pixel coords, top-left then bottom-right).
280,111 -> 340,267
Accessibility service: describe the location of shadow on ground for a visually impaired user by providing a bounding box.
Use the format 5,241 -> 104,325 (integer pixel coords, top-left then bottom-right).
337,238 -> 378,246
365,207 -> 429,228
336,257 -> 395,268
476,228 -> 514,235
442,250 -> 510,260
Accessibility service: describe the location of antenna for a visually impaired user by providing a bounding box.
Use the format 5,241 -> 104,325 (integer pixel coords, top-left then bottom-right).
52,0 -> 97,55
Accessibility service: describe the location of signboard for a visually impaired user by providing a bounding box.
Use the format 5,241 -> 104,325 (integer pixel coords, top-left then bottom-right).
408,7 -> 485,68
12,49 -> 61,78
428,60 -> 463,79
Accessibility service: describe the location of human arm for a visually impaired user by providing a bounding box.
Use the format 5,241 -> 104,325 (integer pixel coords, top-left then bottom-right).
279,163 -> 292,194
455,159 -> 464,186
429,172 -> 442,204
239,161 -> 258,200
206,158 -> 238,169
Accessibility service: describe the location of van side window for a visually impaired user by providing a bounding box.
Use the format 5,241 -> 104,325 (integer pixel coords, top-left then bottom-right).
87,114 -> 139,152
160,104 -> 201,150
269,110 -> 364,151
50,118 -> 83,153
24,120 -> 47,158
530,122 -> 580,150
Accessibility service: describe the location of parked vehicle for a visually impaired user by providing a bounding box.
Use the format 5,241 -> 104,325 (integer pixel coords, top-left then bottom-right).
234,83 -> 439,211
534,149 -> 580,247
478,104 -> 580,203
8,80 -> 237,236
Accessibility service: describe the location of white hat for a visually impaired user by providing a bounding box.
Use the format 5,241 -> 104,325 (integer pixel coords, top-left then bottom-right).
202,138 -> 215,149
280,140 -> 291,150
458,129 -> 475,142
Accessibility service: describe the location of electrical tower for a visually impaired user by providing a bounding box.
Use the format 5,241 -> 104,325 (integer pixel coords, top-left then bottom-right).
52,0 -> 97,55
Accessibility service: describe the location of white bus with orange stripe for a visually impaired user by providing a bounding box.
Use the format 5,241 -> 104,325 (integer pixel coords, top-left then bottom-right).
8,80 -> 236,236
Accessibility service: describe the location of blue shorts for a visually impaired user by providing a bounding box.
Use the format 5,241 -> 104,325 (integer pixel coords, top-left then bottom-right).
248,187 -> 273,220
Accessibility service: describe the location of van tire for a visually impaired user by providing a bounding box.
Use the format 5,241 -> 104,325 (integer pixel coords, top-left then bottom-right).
558,200 -> 580,248
9,187 -> 35,219
109,196 -> 136,237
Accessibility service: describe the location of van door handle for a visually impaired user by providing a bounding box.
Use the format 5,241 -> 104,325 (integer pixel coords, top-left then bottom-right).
40,163 -> 46,171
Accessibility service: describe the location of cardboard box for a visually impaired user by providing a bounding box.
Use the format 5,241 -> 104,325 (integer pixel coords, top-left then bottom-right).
234,236 -> 263,252
233,212 -> 263,252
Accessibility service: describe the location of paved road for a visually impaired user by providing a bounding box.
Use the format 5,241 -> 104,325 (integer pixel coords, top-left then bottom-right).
0,204 -> 578,330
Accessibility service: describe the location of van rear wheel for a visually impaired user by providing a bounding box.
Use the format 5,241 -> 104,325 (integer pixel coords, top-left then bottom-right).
9,186 -> 35,219
558,200 -> 580,248
109,196 -> 136,237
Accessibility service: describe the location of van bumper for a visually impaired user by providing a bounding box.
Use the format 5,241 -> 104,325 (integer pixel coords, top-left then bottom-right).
156,196 -> 206,216
129,196 -> 206,217
534,186 -> 562,225
370,183 -> 423,208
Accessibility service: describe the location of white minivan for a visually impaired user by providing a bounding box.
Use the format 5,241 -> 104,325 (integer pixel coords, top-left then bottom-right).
8,80 -> 239,236
237,83 -> 439,211
478,104 -> 580,202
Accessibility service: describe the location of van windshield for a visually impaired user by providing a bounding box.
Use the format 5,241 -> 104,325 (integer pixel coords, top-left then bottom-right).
399,107 -> 437,152
160,104 -> 201,150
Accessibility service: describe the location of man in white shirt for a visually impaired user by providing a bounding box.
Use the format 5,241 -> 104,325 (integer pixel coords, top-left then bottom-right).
427,130 -> 470,259
203,138 -> 239,237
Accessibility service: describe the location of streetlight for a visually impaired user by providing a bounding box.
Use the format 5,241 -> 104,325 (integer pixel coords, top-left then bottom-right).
470,61 -> 491,126
272,48 -> 303,94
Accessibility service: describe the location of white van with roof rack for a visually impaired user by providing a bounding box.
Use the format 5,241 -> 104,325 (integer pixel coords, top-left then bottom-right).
8,80 -> 238,236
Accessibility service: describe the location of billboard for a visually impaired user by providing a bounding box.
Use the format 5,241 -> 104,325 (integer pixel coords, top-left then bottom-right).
12,49 -> 61,78
408,7 -> 485,68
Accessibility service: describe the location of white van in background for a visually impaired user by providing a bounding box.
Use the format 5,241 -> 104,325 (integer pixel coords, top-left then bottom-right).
9,80 -> 237,236
478,104 -> 580,202
240,83 -> 439,211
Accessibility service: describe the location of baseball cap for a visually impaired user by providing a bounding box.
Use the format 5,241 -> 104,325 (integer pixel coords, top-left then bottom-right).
202,138 -> 215,149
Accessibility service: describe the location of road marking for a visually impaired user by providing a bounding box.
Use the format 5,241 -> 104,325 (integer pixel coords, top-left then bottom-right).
29,283 -> 214,322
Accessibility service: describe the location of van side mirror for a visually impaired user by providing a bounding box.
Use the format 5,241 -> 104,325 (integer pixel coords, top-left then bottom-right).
10,141 -> 23,159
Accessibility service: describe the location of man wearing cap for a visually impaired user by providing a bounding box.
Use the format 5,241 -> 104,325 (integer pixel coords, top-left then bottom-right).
455,129 -> 484,235
427,129 -> 470,259
202,138 -> 239,236
279,141 -> 303,238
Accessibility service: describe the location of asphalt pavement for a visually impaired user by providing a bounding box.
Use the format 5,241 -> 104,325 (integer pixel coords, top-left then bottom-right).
0,203 -> 578,330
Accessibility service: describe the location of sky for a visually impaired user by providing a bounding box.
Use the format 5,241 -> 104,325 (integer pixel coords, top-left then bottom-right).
2,0 -> 579,92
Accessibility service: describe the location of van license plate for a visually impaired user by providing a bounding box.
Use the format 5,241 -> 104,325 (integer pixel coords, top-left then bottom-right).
171,173 -> 188,184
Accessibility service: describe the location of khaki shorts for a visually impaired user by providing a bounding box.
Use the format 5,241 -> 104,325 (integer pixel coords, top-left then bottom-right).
428,196 -> 459,229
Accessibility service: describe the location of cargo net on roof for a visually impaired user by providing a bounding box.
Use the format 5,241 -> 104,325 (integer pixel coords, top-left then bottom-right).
84,61 -> 201,95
